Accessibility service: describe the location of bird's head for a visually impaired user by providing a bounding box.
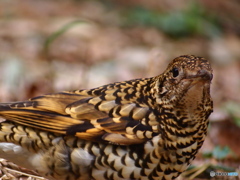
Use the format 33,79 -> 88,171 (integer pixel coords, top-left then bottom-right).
152,55 -> 213,124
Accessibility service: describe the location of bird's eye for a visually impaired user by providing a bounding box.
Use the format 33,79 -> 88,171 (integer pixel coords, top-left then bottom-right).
172,67 -> 179,77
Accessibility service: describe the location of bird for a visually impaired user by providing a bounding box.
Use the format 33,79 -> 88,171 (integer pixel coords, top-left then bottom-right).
0,55 -> 213,180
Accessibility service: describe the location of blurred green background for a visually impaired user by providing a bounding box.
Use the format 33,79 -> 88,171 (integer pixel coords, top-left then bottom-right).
0,0 -> 239,179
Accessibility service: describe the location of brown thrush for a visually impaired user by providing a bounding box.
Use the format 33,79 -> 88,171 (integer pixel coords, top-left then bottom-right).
0,55 -> 213,180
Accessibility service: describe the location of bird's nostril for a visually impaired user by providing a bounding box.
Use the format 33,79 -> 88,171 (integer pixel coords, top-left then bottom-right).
198,69 -> 213,81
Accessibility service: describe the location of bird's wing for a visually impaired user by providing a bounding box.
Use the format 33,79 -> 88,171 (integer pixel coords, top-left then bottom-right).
0,87 -> 159,145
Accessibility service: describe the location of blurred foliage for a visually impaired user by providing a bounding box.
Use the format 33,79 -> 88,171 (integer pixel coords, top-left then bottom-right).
121,2 -> 222,38
224,102 -> 240,127
212,146 -> 232,160
203,146 -> 235,160
44,20 -> 89,56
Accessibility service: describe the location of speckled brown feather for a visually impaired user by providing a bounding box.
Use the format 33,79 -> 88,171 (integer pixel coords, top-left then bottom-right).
0,55 -> 213,180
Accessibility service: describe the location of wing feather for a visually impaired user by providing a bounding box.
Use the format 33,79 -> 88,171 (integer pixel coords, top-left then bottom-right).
0,84 -> 160,145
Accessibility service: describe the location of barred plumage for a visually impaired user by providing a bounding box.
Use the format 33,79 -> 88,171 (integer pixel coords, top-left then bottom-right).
0,55 -> 213,180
